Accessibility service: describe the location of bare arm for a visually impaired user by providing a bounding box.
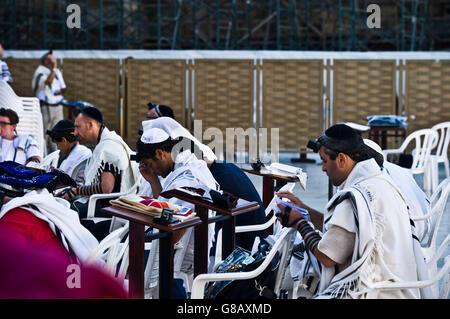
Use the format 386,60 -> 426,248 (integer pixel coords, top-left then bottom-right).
44,70 -> 56,86
277,203 -> 337,268
44,59 -> 57,86
139,163 -> 162,198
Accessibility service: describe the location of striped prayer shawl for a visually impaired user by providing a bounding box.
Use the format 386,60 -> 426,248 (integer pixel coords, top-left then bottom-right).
316,159 -> 420,299
0,60 -> 12,82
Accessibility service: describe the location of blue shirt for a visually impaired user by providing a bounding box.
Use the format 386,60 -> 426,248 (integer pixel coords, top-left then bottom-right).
209,161 -> 266,250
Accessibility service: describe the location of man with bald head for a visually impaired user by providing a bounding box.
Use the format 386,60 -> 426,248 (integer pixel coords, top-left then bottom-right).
57,107 -> 137,240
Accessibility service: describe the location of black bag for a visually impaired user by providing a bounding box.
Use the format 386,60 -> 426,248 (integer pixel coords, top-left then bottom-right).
204,239 -> 280,299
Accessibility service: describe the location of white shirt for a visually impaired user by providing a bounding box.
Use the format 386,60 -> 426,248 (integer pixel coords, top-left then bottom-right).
0,139 -> 15,161
32,65 -> 66,104
58,144 -> 92,183
157,151 -> 219,273
0,136 -> 40,165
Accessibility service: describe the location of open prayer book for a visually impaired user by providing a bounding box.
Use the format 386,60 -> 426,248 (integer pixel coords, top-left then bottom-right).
261,162 -> 307,190
109,194 -> 196,221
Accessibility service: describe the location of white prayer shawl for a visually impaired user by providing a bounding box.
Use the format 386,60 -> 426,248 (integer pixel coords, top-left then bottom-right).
383,162 -> 430,241
0,189 -> 99,262
158,150 -> 220,272
58,144 -> 92,178
79,127 -> 138,203
32,65 -> 66,104
0,134 -> 40,164
317,159 -> 420,299
141,117 -> 217,162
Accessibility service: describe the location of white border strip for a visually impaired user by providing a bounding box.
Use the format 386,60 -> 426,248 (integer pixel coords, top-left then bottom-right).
4,50 -> 450,61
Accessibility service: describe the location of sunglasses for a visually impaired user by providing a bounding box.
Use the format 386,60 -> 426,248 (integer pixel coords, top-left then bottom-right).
0,121 -> 12,127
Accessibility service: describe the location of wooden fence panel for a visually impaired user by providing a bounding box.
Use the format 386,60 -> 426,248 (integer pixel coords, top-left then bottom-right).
333,60 -> 396,123
262,60 -> 324,151
194,59 -> 254,159
405,60 -> 450,133
62,59 -> 121,134
125,59 -> 186,147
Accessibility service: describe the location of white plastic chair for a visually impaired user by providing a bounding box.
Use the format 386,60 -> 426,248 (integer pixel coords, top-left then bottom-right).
365,237 -> 450,299
70,158 -> 88,185
214,182 -> 296,267
83,162 -> 142,230
40,150 -> 60,170
412,177 -> 450,263
86,224 -> 130,291
0,80 -> 45,158
0,79 -> 24,112
191,227 -> 296,299
383,128 -> 439,196
430,122 -> 450,191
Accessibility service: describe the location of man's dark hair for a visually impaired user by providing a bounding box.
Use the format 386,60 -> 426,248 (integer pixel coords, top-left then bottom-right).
46,119 -> 77,143
147,102 -> 175,119
364,146 -> 384,168
40,50 -> 52,65
47,129 -> 77,143
0,107 -> 19,125
136,137 -> 202,161
136,137 -> 181,161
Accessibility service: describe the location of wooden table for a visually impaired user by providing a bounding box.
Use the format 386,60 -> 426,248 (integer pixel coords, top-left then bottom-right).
101,205 -> 202,299
160,189 -> 260,277
369,125 -> 407,149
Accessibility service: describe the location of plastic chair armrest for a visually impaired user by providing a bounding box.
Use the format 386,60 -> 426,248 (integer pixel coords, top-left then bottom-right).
368,259 -> 449,291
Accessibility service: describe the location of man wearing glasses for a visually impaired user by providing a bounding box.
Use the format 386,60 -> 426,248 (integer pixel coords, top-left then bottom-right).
0,108 -> 41,165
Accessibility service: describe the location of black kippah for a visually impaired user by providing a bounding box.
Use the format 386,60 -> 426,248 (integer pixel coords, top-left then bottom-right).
324,124 -> 358,140
318,124 -> 364,155
81,106 -> 103,125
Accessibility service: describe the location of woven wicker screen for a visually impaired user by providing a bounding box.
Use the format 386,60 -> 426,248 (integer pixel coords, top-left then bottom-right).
262,60 -> 324,151
333,60 -> 396,126
62,59 -> 120,134
125,59 -> 186,147
4,59 -> 40,97
194,59 -> 254,153
405,60 -> 450,133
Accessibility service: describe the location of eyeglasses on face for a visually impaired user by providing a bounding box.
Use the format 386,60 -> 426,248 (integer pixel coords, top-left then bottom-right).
0,121 -> 12,127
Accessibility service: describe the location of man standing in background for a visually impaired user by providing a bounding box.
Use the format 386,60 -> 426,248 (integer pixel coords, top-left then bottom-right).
32,50 -> 66,153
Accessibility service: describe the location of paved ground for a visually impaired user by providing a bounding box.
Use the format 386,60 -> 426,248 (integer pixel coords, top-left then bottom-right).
239,152 -> 449,276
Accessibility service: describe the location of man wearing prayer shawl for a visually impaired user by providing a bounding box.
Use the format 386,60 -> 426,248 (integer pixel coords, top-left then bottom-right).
276,124 -> 420,298
362,138 -> 430,241
46,119 -> 92,185
56,107 -> 138,240
135,120 -> 220,289
139,117 -> 266,251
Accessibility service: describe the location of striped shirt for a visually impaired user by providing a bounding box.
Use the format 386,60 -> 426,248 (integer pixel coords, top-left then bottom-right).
0,60 -> 12,82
